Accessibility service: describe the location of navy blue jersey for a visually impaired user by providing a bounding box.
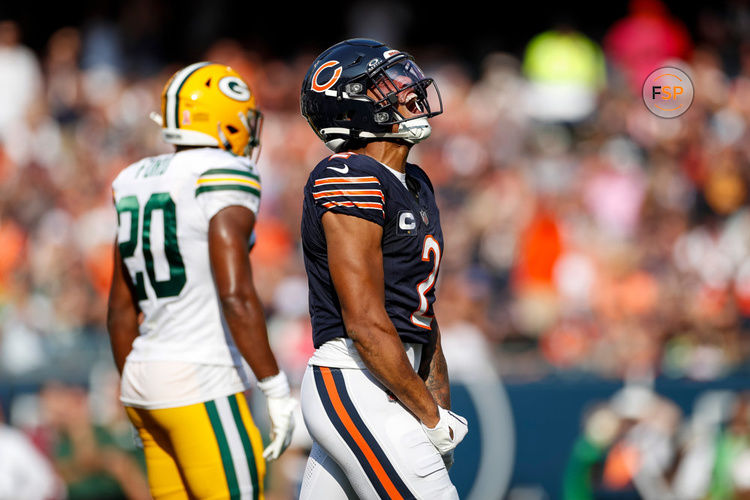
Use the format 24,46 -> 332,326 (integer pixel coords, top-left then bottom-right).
301,152 -> 444,348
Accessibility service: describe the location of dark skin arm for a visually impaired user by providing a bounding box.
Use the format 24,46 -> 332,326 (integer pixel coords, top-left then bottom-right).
322,211 -> 440,428
106,244 -> 140,375
418,319 -> 451,410
208,205 -> 279,380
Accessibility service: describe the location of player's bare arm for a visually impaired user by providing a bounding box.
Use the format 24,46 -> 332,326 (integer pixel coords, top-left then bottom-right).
419,319 -> 451,410
106,244 -> 140,375
208,205 -> 279,380
209,204 -> 297,461
322,210 -> 440,428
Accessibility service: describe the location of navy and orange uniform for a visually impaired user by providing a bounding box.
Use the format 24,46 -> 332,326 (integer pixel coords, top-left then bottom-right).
301,152 -> 444,348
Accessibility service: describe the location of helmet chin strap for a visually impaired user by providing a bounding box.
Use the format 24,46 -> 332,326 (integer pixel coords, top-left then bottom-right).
324,138 -> 347,152
388,117 -> 432,144
320,117 -> 432,152
353,117 -> 433,144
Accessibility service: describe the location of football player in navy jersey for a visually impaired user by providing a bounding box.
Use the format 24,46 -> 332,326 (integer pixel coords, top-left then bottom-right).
297,39 -> 469,499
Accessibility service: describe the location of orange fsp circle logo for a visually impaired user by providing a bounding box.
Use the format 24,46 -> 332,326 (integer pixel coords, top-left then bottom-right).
642,67 -> 694,118
312,61 -> 342,93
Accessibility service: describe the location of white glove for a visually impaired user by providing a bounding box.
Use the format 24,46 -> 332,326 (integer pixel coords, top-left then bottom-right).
257,371 -> 298,461
421,406 -> 468,456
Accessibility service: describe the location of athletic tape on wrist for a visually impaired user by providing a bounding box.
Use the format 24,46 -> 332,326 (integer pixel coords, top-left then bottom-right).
257,371 -> 291,399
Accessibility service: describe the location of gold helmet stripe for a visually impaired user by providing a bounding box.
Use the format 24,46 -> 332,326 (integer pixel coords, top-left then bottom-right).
164,61 -> 211,129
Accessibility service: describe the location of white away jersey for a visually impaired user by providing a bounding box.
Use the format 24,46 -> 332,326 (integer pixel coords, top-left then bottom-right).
112,147 -> 261,367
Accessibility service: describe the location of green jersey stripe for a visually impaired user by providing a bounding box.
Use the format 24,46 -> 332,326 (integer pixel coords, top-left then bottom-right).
200,168 -> 260,181
229,395 -> 261,500
205,401 -> 241,500
195,184 -> 261,197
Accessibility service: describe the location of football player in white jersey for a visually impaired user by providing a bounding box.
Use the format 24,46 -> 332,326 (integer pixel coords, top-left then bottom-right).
107,62 -> 297,500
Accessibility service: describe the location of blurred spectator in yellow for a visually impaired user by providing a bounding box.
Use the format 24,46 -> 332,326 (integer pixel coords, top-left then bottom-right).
522,24 -> 606,123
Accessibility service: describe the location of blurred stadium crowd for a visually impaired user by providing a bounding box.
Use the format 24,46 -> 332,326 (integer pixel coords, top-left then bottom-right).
563,383 -> 750,500
2,0 -> 750,498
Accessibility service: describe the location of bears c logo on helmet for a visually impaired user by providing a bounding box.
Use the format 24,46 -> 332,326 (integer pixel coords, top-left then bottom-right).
311,61 -> 342,93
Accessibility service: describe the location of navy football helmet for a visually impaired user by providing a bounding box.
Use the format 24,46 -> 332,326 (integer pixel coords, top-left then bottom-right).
301,38 -> 443,152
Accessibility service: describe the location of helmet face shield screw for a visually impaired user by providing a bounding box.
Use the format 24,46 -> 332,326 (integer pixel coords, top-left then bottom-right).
346,83 -> 364,94
374,112 -> 390,123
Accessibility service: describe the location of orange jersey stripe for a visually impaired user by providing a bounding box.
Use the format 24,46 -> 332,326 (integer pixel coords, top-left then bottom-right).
321,200 -> 383,210
313,189 -> 385,201
319,367 -> 404,500
314,176 -> 380,186
329,152 -> 355,159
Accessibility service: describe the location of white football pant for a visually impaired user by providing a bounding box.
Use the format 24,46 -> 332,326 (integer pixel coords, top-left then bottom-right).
299,365 -> 459,500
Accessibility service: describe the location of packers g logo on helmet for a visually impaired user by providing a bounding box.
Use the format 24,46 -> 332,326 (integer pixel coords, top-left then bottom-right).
218,76 -> 251,102
155,62 -> 262,157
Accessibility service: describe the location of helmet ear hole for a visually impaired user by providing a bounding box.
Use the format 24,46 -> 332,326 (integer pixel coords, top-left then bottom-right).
335,111 -> 353,122
226,125 -> 239,134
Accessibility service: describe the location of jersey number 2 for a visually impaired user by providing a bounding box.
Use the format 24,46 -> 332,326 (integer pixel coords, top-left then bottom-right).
411,235 -> 441,329
116,193 -> 186,300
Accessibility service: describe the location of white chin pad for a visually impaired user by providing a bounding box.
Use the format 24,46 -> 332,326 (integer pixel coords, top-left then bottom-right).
325,138 -> 347,153
397,117 -> 431,144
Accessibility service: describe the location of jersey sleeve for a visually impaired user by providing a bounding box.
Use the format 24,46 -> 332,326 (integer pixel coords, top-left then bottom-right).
311,155 -> 385,226
194,163 -> 261,220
